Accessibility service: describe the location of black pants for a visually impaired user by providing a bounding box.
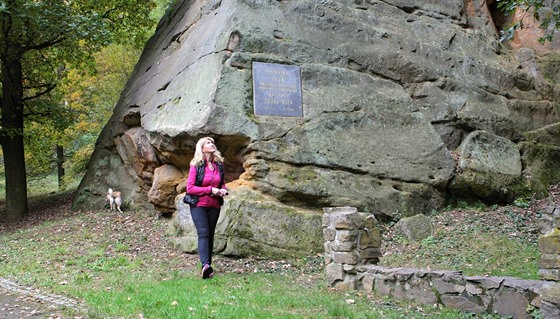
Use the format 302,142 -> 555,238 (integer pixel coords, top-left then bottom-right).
190,206 -> 220,266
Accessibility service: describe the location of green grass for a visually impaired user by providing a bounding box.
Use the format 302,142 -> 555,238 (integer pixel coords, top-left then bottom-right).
77,272 -> 414,319
0,212 -> 475,319
379,208 -> 541,279
0,205 -> 482,318
410,233 -> 538,278
0,175 -> 547,318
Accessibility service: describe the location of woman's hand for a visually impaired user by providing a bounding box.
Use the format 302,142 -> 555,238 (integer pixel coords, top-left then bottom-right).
212,187 -> 228,196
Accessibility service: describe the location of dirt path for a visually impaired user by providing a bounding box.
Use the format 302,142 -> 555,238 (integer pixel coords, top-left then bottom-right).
0,278 -> 84,319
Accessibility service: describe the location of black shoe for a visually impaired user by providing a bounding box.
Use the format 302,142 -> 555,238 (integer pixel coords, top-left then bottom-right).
202,264 -> 213,279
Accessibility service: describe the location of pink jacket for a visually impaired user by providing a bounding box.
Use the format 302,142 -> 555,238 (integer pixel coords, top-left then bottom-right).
186,162 -> 225,208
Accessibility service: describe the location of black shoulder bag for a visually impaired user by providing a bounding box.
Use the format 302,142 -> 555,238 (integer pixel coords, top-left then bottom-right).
183,163 -> 205,206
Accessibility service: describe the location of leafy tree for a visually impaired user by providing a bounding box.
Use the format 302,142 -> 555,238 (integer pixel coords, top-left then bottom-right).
498,0 -> 560,42
60,43 -> 142,183
0,0 -> 157,222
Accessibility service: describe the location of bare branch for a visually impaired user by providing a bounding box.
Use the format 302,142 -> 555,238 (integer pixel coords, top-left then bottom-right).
24,35 -> 66,52
23,83 -> 56,101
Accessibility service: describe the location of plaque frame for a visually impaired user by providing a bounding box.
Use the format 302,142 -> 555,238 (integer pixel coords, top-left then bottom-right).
252,62 -> 303,117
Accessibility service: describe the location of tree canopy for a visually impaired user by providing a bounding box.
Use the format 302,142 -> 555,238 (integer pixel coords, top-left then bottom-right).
0,0 -> 163,221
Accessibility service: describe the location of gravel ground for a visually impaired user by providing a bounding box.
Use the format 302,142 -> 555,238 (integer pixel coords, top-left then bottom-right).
0,283 -> 83,319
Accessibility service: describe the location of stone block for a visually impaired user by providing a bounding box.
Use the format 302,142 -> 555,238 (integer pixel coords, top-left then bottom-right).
326,262 -> 344,285
540,283 -> 560,319
541,300 -> 560,319
538,269 -> 560,281
539,228 -> 560,255
343,264 -> 356,273
359,258 -> 379,265
393,281 -> 406,300
333,252 -> 358,265
334,277 -> 357,290
375,278 -> 392,296
440,293 -> 486,314
433,277 -> 466,295
323,207 -> 358,215
324,242 -> 332,255
408,283 -> 437,305
360,213 -> 378,230
332,241 -> 355,252
540,253 -> 560,269
396,214 -> 433,241
359,228 -> 381,249
322,213 -> 331,228
362,274 -> 374,292
395,270 -> 414,281
492,289 -> 530,319
323,227 -> 336,241
466,276 -> 503,290
327,209 -> 360,230
359,248 -> 381,259
466,282 -> 483,295
336,230 -> 358,242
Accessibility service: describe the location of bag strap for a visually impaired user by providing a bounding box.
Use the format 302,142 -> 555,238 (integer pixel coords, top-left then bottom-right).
217,162 -> 225,188
195,162 -> 205,186
194,161 -> 224,187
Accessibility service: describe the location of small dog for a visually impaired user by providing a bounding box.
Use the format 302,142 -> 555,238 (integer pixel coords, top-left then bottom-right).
106,188 -> 123,213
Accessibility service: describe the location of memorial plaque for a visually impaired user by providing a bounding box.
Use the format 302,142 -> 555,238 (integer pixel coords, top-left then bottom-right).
252,62 -> 303,117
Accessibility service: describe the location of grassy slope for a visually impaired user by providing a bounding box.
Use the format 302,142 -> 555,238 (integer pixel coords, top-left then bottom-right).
379,199 -> 545,279
1,181 -> 557,318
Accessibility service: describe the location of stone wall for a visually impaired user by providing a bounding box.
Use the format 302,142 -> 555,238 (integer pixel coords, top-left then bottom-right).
539,206 -> 560,281
323,207 -> 382,290
323,207 -> 560,319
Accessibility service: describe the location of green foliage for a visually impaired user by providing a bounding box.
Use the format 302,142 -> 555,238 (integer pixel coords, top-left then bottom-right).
56,43 -> 141,181
2,0 -> 174,186
514,196 -> 532,208
497,0 -> 560,42
0,0 -> 168,218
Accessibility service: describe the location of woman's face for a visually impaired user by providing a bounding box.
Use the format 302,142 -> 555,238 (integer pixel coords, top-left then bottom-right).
202,139 -> 216,154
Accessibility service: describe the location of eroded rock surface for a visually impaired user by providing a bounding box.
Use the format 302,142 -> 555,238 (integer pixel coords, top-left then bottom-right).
75,0 -> 560,257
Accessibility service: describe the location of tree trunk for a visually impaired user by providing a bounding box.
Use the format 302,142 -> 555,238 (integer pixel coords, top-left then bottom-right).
57,145 -> 65,190
0,55 -> 29,222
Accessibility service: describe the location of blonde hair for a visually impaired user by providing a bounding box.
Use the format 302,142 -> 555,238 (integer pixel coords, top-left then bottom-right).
190,137 -> 224,166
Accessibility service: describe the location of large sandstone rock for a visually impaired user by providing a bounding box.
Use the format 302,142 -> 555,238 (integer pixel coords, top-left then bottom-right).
450,130 -> 523,202
75,0 -> 560,254
148,164 -> 185,214
169,187 -> 323,258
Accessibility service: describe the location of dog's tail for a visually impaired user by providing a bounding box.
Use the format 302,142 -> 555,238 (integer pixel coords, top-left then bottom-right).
108,188 -> 113,196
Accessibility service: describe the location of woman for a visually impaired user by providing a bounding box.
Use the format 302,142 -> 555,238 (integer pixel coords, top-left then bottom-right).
186,137 -> 228,279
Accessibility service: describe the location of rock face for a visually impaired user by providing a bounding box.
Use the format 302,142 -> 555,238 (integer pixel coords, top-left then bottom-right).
74,0 -> 560,256
170,187 -> 323,258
